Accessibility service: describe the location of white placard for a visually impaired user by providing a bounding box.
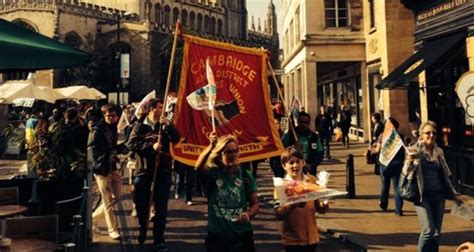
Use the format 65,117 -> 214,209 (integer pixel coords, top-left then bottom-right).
451,202 -> 474,221
121,53 -> 130,79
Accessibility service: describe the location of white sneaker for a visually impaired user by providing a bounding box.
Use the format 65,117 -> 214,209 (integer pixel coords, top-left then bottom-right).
174,193 -> 179,199
109,230 -> 121,240
186,201 -> 193,206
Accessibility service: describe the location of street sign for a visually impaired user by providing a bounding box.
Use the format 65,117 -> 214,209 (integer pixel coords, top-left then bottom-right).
121,53 -> 130,79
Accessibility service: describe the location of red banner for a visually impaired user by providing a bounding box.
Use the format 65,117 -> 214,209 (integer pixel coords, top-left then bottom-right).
171,35 -> 284,166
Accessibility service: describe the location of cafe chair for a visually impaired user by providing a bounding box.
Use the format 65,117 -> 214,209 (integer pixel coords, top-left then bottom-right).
55,193 -> 84,243
0,187 -> 19,205
3,215 -> 58,251
4,215 -> 58,242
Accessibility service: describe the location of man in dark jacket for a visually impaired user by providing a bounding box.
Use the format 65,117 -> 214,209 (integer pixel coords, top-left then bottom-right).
315,105 -> 332,159
282,111 -> 324,175
87,108 -> 121,240
127,98 -> 179,252
338,104 -> 352,148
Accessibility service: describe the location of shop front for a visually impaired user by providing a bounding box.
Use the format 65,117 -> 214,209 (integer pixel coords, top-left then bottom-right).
317,62 -> 365,140
379,0 -> 474,195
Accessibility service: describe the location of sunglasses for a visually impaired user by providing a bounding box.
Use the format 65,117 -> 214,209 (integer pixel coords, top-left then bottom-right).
298,121 -> 310,124
423,131 -> 437,136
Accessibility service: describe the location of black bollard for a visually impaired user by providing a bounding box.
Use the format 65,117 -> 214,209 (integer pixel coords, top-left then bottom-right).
346,154 -> 356,198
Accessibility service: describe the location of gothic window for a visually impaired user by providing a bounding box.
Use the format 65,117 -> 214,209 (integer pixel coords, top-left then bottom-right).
190,12 -> 195,30
173,7 -> 179,26
197,13 -> 203,32
164,5 -> 171,28
204,15 -> 209,33
155,3 -> 162,24
210,17 -> 216,34
217,19 -> 223,35
324,0 -> 349,27
182,10 -> 188,27
64,32 -> 82,48
12,19 -> 37,32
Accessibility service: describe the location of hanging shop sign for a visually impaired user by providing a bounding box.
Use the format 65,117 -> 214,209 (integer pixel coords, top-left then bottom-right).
417,0 -> 469,21
455,71 -> 474,125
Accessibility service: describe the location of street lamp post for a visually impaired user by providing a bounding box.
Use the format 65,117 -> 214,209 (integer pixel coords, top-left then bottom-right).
101,11 -> 133,107
116,14 -> 122,107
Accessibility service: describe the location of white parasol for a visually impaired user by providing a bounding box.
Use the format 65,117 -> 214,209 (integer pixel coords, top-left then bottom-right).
56,85 -> 106,100
0,81 -> 64,104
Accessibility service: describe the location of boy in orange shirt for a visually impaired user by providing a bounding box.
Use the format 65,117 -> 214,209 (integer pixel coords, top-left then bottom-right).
274,147 -> 329,252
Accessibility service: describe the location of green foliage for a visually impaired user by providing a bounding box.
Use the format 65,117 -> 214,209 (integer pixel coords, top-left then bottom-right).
62,33 -> 108,89
30,124 -> 88,181
160,33 -> 184,92
2,123 -> 23,141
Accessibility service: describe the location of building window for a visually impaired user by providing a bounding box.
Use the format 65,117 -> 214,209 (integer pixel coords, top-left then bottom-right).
204,15 -> 209,33
289,20 -> 294,49
155,4 -> 162,24
324,0 -> 349,27
164,6 -> 170,28
217,19 -> 223,35
182,10 -> 188,28
64,32 -> 82,48
369,0 -> 375,29
295,7 -> 300,42
173,8 -> 179,26
190,12 -> 195,30
211,17 -> 216,34
197,14 -> 202,31
12,19 -> 36,31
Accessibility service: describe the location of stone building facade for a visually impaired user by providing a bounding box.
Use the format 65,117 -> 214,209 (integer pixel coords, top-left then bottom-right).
281,0 -> 366,137
0,0 -> 279,103
362,0 -> 415,138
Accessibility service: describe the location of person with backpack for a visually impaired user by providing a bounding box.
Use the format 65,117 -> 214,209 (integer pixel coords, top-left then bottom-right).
195,133 -> 260,252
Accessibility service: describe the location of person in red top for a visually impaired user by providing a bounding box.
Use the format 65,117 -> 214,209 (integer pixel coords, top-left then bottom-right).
273,147 -> 329,252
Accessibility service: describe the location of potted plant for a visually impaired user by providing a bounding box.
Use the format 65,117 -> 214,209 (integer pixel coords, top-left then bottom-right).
29,120 -> 89,214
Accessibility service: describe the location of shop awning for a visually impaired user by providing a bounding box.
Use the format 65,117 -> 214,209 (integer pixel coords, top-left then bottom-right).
0,18 -> 90,70
376,32 -> 465,89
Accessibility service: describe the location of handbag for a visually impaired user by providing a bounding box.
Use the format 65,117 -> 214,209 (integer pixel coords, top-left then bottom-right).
365,149 -> 376,165
335,128 -> 343,142
398,171 -> 420,203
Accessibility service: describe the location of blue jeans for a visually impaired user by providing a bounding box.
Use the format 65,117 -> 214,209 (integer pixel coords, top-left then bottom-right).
379,165 -> 403,214
414,194 -> 445,252
176,163 -> 195,201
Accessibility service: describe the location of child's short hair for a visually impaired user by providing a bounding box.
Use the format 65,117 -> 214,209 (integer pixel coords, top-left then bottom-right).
281,146 -> 305,165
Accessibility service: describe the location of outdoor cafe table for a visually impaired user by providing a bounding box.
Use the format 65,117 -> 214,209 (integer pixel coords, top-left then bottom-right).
0,205 -> 27,218
4,238 -> 56,251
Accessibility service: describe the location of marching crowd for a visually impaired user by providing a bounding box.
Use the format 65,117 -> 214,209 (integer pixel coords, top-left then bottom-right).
17,98 -> 466,252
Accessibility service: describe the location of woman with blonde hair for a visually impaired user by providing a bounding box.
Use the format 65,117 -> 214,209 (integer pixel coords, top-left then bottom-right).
195,133 -> 260,252
403,121 -> 463,252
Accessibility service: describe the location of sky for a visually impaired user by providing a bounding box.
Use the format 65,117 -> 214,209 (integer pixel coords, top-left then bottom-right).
247,0 -> 283,36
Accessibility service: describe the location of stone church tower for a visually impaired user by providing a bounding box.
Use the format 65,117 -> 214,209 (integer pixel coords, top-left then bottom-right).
221,0 -> 247,39
266,0 -> 278,41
